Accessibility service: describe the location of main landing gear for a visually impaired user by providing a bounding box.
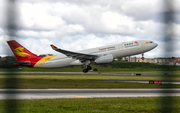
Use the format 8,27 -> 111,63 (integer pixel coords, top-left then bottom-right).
83,65 -> 92,73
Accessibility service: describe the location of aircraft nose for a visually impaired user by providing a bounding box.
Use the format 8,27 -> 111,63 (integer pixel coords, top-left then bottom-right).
154,43 -> 158,47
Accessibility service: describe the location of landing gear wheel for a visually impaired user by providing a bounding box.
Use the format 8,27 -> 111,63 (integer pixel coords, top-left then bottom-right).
87,65 -> 92,70
83,69 -> 88,73
83,64 -> 92,73
141,57 -> 145,60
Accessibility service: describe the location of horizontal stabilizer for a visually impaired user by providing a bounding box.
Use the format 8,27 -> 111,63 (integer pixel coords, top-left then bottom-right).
14,61 -> 31,66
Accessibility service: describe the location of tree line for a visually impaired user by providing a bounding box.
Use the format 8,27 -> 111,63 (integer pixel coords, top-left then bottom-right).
0,56 -> 17,68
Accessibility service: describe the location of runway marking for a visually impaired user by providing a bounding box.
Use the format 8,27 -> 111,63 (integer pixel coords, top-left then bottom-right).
70,95 -> 93,98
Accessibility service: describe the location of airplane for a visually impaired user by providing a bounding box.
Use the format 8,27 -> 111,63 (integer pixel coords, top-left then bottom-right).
7,40 -> 158,73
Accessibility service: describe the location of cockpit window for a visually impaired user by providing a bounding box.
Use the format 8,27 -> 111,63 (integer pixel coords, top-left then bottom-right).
150,41 -> 154,43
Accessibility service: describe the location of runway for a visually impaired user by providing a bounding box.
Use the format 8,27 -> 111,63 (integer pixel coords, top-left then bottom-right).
0,89 -> 180,99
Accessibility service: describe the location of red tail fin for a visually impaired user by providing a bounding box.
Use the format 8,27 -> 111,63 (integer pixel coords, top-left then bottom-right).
7,40 -> 43,67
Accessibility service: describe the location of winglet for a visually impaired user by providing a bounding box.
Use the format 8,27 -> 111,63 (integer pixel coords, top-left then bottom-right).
50,44 -> 58,49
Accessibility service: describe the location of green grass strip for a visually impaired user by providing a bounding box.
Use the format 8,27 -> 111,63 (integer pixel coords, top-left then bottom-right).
0,97 -> 179,113
0,74 -> 179,89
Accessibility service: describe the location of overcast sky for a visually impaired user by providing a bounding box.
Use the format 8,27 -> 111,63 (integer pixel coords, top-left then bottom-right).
0,0 -> 180,58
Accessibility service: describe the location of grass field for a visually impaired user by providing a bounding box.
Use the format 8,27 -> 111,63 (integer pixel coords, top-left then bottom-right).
0,62 -> 178,89
0,97 -> 179,113
0,63 -> 179,73
0,74 -> 179,89
0,64 -> 179,89
0,64 -> 179,112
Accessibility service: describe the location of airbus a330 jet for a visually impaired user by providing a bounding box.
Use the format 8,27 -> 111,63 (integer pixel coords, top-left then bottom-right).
7,40 -> 158,73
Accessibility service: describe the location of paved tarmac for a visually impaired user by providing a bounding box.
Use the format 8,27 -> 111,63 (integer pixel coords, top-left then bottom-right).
0,89 -> 180,99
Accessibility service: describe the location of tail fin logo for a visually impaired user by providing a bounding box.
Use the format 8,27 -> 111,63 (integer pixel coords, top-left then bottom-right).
13,47 -> 30,57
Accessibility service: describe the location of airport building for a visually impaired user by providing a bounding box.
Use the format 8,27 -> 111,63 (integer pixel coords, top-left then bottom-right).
121,56 -> 180,65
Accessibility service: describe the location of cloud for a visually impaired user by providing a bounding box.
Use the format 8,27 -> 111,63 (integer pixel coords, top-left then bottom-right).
1,0 -> 180,58
15,30 -> 56,38
120,0 -> 164,21
17,2 -> 65,31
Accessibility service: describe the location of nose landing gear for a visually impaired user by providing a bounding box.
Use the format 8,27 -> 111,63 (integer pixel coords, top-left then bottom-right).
141,53 -> 145,60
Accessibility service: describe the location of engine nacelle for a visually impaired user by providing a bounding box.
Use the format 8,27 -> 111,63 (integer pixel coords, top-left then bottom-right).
95,54 -> 114,64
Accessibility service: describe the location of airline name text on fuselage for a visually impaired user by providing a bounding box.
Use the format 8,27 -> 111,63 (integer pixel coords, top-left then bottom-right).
99,46 -> 116,51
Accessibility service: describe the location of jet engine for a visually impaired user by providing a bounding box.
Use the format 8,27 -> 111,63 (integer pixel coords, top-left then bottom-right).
95,54 -> 114,64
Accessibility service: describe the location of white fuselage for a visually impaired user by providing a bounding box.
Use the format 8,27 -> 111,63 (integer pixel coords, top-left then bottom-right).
34,40 -> 158,68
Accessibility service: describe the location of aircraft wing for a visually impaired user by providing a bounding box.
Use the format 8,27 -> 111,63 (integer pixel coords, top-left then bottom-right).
50,44 -> 98,62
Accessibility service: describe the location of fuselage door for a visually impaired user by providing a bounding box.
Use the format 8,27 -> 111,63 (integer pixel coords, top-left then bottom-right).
119,45 -> 123,51
140,41 -> 145,47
